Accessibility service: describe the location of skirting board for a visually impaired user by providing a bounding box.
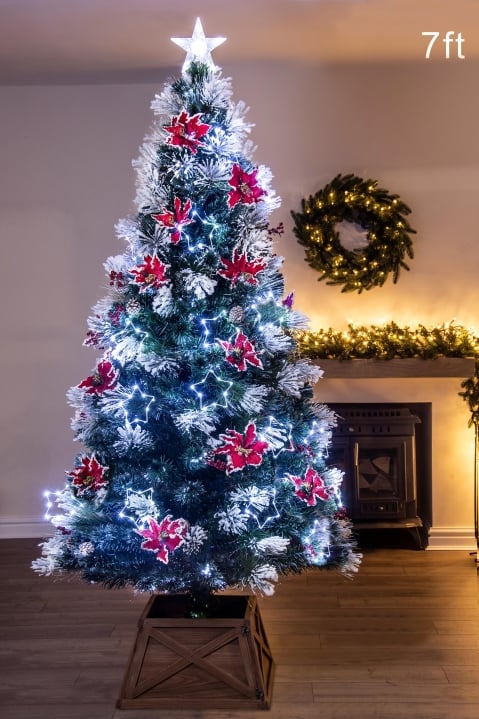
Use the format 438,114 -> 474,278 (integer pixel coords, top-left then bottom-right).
0,520 -> 477,552
0,519 -> 54,539
427,527 -> 477,551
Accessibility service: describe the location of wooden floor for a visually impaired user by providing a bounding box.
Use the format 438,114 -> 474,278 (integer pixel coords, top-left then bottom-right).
0,538 -> 478,719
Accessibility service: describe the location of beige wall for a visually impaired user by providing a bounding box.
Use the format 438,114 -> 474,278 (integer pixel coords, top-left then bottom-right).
1,59 -> 478,542
317,376 -> 476,550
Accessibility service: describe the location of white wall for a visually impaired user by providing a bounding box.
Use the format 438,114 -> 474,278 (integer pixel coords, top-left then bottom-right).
1,59 -> 478,541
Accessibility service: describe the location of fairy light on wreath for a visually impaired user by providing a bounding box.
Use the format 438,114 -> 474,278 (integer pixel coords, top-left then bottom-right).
291,174 -> 416,293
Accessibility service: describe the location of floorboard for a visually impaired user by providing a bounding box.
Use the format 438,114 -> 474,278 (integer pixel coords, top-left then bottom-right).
0,538 -> 477,719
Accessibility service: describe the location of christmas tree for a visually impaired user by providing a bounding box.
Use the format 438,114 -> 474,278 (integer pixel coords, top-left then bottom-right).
33,19 -> 360,607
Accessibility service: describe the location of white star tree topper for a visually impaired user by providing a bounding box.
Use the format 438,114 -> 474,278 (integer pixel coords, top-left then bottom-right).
171,17 -> 226,73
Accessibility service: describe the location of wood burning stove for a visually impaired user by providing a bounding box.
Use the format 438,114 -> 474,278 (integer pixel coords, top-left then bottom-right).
328,404 -> 429,548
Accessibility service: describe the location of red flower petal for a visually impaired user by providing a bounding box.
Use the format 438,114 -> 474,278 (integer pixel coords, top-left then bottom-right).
218,250 -> 266,287
78,359 -> 118,394
68,455 -> 109,496
212,421 -> 268,474
228,164 -> 266,208
217,332 -> 263,372
152,197 -> 194,245
288,468 -> 329,505
130,255 -> 168,292
165,111 -> 210,154
137,515 -> 188,564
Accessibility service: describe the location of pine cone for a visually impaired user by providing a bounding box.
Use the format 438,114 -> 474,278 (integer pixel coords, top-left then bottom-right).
229,305 -> 245,324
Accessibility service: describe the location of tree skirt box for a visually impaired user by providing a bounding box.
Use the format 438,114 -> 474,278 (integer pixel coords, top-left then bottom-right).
117,594 -> 275,710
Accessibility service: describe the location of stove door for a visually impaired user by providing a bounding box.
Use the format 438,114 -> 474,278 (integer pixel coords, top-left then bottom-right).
353,437 -> 411,520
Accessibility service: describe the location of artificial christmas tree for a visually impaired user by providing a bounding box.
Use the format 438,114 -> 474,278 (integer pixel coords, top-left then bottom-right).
33,18 -> 361,709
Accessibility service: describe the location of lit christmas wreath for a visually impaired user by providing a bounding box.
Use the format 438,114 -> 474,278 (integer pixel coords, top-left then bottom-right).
291,174 -> 415,293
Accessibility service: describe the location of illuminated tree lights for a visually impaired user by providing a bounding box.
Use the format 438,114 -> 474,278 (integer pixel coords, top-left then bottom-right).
33,20 -> 361,601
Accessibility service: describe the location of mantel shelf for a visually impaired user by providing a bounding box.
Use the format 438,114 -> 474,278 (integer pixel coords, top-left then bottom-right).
314,357 -> 476,379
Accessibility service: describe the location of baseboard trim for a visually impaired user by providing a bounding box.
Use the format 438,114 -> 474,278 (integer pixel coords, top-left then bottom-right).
427,526 -> 477,551
0,521 -> 477,553
0,520 -> 54,539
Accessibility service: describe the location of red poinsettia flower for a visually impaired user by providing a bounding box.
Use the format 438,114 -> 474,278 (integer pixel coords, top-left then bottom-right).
165,111 -> 210,154
228,164 -> 267,208
217,332 -> 263,372
68,455 -> 109,496
136,515 -> 188,564
211,421 -> 268,475
129,255 -> 168,292
152,197 -> 194,245
78,358 -> 118,394
288,467 -> 329,506
218,249 -> 267,287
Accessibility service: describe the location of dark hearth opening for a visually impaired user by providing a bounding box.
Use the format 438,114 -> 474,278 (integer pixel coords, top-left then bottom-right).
328,403 -> 432,549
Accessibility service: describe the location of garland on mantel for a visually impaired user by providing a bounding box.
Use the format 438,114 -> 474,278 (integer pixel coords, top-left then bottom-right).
295,322 -> 479,425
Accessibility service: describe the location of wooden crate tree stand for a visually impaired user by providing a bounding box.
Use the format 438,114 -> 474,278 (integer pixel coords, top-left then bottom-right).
117,594 -> 275,710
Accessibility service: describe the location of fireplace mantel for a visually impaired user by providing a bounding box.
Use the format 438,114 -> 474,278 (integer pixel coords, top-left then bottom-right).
315,358 -> 475,379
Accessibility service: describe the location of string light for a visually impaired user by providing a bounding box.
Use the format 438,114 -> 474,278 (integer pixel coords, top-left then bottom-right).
189,369 -> 233,409
303,518 -> 331,566
199,311 -> 227,347
232,486 -> 280,530
43,488 -> 72,526
161,204 -> 221,253
122,384 -> 155,426
258,416 -> 294,459
306,420 -> 326,446
110,318 -> 149,362
43,489 -> 60,521
190,209 -> 221,250
247,291 -> 276,330
247,489 -> 280,529
119,488 -> 157,528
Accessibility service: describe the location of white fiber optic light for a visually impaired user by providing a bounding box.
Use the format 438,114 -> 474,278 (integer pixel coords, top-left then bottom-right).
172,18 -> 226,73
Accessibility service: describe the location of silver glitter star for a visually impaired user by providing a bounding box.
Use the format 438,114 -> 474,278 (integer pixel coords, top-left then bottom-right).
171,17 -> 226,73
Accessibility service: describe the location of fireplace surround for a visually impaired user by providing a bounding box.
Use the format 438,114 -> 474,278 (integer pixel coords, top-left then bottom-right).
314,358 -> 477,551
328,403 -> 431,549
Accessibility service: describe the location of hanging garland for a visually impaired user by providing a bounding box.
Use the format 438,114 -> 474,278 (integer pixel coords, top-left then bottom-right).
295,322 -> 479,426
291,174 -> 416,293
296,323 -> 479,363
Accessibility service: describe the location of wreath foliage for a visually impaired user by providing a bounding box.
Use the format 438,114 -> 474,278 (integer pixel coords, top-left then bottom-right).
291,174 -> 416,293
